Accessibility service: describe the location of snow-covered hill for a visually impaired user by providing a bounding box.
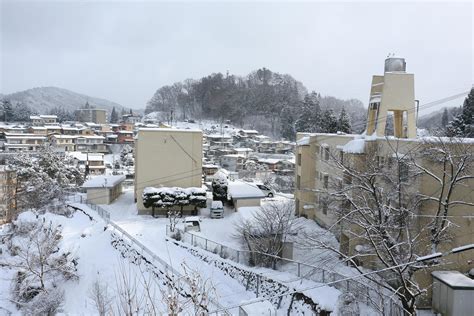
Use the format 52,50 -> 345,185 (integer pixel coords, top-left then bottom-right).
1,87 -> 124,114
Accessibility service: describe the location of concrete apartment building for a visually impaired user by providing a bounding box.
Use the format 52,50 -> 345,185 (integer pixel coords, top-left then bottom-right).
294,57 -> 474,307
75,108 -> 107,124
30,115 -> 58,126
134,128 -> 203,214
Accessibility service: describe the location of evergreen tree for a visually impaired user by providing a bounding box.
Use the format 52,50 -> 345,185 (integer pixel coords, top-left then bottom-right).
12,102 -> 34,122
110,107 -> 118,123
280,105 -> 296,140
129,108 -> 133,115
441,108 -> 449,127
337,107 -> 352,133
295,91 -> 322,133
321,109 -> 338,133
447,88 -> 474,137
2,99 -> 13,122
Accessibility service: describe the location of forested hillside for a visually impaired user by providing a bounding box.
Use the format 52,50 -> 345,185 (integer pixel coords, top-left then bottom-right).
145,68 -> 366,140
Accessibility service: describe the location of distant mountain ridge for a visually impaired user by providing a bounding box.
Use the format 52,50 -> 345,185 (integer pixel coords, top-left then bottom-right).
1,87 -> 124,115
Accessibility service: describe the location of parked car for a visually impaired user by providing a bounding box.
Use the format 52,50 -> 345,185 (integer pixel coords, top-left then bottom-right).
184,216 -> 201,232
210,200 -> 224,219
256,184 -> 275,197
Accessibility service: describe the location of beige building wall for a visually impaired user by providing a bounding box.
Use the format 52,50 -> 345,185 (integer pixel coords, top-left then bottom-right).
135,129 -> 203,214
234,198 -> 261,209
295,134 -> 474,307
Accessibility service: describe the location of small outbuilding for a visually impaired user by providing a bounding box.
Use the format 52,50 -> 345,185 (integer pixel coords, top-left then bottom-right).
227,180 -> 265,209
82,175 -> 126,204
431,270 -> 474,316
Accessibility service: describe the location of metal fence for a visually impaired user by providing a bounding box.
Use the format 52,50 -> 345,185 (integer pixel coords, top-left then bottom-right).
167,225 -> 407,315
66,195 -> 226,314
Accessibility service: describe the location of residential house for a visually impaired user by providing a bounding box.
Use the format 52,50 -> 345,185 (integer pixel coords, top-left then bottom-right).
3,133 -> 46,152
220,154 -> 246,172
134,128 -> 203,214
49,135 -> 77,152
74,135 -> 107,153
30,115 -> 58,126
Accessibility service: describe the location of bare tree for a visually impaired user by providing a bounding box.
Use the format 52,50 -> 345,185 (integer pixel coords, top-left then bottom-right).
89,276 -> 114,316
235,200 -> 297,267
1,218 -> 78,313
302,137 -> 473,314
406,137 -> 474,253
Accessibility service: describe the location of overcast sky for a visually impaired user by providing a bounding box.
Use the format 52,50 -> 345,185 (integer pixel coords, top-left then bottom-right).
1,1 -> 472,114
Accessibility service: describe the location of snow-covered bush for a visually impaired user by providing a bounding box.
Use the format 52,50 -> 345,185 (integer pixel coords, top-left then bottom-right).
8,144 -> 84,214
142,186 -> 207,219
1,216 -> 78,313
211,177 -> 228,201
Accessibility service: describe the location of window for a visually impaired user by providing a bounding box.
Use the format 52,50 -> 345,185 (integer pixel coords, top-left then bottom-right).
324,148 -> 330,161
321,198 -> 328,215
297,153 -> 302,166
339,150 -> 344,163
399,162 -> 409,182
296,175 -> 301,189
323,175 -> 329,189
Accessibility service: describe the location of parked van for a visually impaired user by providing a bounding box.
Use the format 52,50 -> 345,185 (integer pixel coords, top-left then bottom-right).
184,216 -> 201,232
210,200 -> 224,219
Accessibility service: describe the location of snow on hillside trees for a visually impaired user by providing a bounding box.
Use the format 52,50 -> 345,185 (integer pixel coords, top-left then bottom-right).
0,217 -> 78,314
142,187 -> 207,225
447,88 -> 474,138
7,144 -> 84,215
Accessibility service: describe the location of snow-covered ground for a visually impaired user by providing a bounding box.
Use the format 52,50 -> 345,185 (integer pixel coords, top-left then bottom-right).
99,189 -> 347,313
0,209 -> 169,314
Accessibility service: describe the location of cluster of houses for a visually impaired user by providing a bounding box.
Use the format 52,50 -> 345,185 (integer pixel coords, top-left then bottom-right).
203,129 -> 296,177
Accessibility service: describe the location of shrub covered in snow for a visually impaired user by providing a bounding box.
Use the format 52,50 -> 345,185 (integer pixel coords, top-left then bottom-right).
7,144 -> 84,214
1,215 -> 78,313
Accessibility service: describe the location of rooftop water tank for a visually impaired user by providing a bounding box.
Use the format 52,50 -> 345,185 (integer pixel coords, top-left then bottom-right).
384,57 -> 406,72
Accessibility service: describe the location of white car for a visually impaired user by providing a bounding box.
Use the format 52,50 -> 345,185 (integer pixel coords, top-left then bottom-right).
184,216 -> 201,232
210,200 -> 224,219
256,184 -> 275,197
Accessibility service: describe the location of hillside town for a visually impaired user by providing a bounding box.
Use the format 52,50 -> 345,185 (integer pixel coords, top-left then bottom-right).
1,1 -> 473,315
0,55 -> 473,315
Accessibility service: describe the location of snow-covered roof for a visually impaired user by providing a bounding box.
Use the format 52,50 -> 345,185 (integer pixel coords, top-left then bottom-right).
233,147 -> 254,152
342,138 -> 366,154
296,136 -> 310,146
40,115 -> 57,119
222,154 -> 246,159
82,175 -> 126,188
432,271 -> 474,289
238,300 -> 275,314
203,164 -> 219,168
258,158 -> 282,164
228,180 -> 265,199
239,129 -> 259,134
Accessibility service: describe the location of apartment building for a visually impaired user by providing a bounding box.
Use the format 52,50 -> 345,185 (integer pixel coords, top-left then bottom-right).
75,108 -> 107,124
134,128 -> 203,214
30,115 -> 58,126
0,166 -> 17,224
3,133 -> 46,151
74,135 -> 107,153
294,57 -> 474,307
